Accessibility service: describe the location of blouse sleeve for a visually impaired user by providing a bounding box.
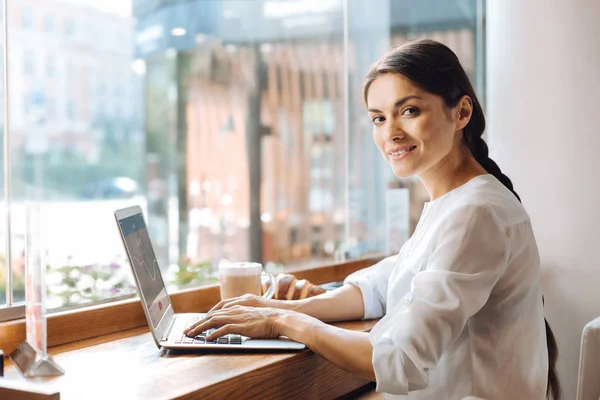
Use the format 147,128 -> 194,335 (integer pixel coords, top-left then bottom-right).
370,205 -> 510,395
343,254 -> 398,319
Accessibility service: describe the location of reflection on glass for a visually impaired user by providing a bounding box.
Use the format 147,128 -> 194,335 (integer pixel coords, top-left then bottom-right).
138,0 -> 346,287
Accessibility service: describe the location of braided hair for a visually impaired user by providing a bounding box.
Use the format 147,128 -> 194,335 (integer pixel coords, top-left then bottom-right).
462,125 -> 521,202
363,39 -> 560,400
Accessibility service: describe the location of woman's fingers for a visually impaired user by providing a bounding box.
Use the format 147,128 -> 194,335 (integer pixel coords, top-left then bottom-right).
208,299 -> 227,313
185,306 -> 284,340
184,320 -> 213,337
208,305 -> 244,317
221,299 -> 252,310
209,294 -> 259,313
185,309 -> 248,336
221,294 -> 261,309
185,315 -> 229,337
206,324 -> 245,341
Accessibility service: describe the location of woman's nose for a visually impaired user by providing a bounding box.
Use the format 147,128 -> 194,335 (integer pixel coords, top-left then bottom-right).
384,119 -> 405,142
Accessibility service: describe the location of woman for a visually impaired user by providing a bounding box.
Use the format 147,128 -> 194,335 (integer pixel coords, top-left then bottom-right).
185,39 -> 560,400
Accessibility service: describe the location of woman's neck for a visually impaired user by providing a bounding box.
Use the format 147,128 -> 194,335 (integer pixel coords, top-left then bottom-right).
419,144 -> 488,201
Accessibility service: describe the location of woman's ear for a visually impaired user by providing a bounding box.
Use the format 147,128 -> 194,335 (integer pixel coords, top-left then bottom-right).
455,95 -> 473,131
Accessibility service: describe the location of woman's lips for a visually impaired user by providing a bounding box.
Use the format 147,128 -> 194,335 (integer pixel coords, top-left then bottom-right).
389,145 -> 417,161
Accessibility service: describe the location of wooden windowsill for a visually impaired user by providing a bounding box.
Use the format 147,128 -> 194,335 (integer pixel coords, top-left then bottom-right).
0,254 -> 384,356
1,318 -> 379,399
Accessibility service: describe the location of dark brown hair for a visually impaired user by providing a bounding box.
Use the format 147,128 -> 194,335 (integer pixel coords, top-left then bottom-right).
363,39 -> 561,400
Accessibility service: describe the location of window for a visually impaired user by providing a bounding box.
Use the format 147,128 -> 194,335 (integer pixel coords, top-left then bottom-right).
0,0 -> 484,317
2,2 -> 145,312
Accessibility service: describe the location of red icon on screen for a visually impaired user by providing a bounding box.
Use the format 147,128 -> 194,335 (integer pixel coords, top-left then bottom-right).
158,301 -> 163,310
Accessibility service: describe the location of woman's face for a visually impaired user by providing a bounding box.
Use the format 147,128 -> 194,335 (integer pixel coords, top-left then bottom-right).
366,73 -> 464,179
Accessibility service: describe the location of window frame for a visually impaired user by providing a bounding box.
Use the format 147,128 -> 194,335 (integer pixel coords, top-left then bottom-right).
0,304 -> 24,323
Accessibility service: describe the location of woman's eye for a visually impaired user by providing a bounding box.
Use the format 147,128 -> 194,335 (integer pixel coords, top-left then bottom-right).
371,116 -> 385,125
401,107 -> 419,116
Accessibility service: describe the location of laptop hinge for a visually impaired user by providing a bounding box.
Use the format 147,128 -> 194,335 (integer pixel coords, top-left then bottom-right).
160,315 -> 177,343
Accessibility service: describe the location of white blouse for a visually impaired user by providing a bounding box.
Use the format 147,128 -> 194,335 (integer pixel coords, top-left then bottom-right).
345,174 -> 548,400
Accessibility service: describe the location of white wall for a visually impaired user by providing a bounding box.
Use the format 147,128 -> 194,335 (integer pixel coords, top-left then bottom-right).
487,0 -> 600,398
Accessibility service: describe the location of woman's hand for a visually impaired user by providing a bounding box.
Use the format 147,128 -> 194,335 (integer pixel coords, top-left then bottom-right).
208,294 -> 279,313
183,305 -> 289,340
183,301 -> 376,382
209,284 -> 367,323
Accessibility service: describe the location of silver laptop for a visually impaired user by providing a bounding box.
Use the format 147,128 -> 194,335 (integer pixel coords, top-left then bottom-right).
114,205 -> 306,351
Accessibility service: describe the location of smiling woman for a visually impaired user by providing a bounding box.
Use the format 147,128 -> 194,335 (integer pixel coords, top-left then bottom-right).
359,39 -> 561,399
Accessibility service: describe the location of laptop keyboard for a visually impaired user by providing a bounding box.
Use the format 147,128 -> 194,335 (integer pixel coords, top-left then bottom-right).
172,315 -> 242,345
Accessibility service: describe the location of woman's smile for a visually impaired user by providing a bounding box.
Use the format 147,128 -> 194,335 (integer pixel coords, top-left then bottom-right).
388,145 -> 417,161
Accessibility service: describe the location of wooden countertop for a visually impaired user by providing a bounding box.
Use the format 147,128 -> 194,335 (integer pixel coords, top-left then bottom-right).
2,319 -> 378,400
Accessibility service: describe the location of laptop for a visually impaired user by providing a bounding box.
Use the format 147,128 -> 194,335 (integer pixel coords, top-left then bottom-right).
114,205 -> 306,351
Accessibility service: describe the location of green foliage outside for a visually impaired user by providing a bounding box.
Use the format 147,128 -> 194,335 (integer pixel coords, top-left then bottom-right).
171,257 -> 219,289
1,252 -> 221,309
45,257 -> 221,308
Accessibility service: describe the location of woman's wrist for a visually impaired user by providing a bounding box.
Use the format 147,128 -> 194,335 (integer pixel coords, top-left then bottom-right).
275,309 -> 319,344
268,297 -> 310,314
283,297 -> 310,313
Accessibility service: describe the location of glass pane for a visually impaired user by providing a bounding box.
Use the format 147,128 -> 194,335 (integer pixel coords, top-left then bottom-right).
8,0 -> 143,309
135,0 -> 346,291
346,0 -> 482,258
0,0 -> 5,307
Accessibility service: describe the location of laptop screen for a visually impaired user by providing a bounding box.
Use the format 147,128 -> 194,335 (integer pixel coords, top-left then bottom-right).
118,211 -> 170,327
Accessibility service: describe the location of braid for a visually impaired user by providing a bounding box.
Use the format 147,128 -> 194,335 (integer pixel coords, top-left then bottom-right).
465,134 -> 521,203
